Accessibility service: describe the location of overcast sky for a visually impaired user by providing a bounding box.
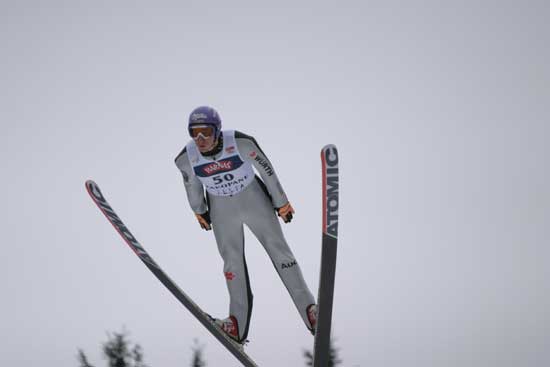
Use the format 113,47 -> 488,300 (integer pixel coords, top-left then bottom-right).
1,1 -> 549,366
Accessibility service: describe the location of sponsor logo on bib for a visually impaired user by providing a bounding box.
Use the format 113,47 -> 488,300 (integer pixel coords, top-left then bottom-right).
203,161 -> 234,175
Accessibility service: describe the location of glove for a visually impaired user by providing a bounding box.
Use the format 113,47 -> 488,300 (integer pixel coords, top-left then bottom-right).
277,202 -> 295,223
195,211 -> 212,231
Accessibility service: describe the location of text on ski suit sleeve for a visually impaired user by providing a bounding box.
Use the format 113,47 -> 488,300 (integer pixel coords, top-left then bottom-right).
234,132 -> 289,208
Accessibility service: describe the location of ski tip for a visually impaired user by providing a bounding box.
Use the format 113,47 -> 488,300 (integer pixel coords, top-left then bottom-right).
85,180 -> 101,196
85,179 -> 96,188
322,144 -> 337,152
321,144 -> 338,160
321,145 -> 339,165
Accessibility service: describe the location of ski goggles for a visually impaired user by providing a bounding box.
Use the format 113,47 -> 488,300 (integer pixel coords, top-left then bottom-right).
189,125 -> 215,139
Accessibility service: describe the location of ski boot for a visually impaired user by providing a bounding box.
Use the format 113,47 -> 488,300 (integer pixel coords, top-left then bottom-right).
307,304 -> 318,335
207,315 -> 244,347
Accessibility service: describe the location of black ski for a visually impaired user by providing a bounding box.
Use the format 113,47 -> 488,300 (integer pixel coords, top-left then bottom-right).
313,145 -> 339,367
85,180 -> 258,367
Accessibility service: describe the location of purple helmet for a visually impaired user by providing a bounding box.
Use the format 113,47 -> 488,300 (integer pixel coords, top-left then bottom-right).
188,106 -> 222,138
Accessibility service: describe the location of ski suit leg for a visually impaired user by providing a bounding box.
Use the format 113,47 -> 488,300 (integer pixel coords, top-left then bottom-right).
242,183 -> 316,329
210,196 -> 253,342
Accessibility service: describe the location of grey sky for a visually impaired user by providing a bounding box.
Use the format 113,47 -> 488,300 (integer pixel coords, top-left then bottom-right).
1,1 -> 549,366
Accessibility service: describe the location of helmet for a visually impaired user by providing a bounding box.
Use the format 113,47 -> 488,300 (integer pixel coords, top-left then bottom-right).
188,106 -> 222,139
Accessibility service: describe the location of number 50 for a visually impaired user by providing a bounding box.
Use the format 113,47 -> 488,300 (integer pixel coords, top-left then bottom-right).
213,173 -> 235,184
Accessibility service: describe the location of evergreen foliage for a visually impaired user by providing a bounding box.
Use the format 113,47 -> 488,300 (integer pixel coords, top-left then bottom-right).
303,339 -> 342,366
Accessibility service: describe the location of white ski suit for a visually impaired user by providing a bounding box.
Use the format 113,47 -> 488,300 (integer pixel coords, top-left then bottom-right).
174,130 -> 315,341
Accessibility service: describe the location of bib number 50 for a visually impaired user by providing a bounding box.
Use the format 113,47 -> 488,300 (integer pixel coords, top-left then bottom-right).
213,173 -> 235,185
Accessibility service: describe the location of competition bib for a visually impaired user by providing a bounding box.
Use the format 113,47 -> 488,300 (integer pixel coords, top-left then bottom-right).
186,130 -> 255,196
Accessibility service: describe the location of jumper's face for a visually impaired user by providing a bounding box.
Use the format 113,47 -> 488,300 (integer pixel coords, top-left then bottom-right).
190,125 -> 217,152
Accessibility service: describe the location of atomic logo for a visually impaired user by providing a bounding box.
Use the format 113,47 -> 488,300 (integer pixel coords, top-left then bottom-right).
324,146 -> 339,238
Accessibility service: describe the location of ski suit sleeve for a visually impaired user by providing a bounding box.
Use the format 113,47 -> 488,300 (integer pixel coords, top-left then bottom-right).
235,131 -> 289,208
174,148 -> 208,214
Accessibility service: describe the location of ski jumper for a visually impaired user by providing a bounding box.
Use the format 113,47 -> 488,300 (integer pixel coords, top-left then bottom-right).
174,130 -> 315,341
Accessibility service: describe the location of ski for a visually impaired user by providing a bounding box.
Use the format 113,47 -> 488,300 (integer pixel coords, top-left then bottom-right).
313,145 -> 339,367
85,180 -> 258,367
